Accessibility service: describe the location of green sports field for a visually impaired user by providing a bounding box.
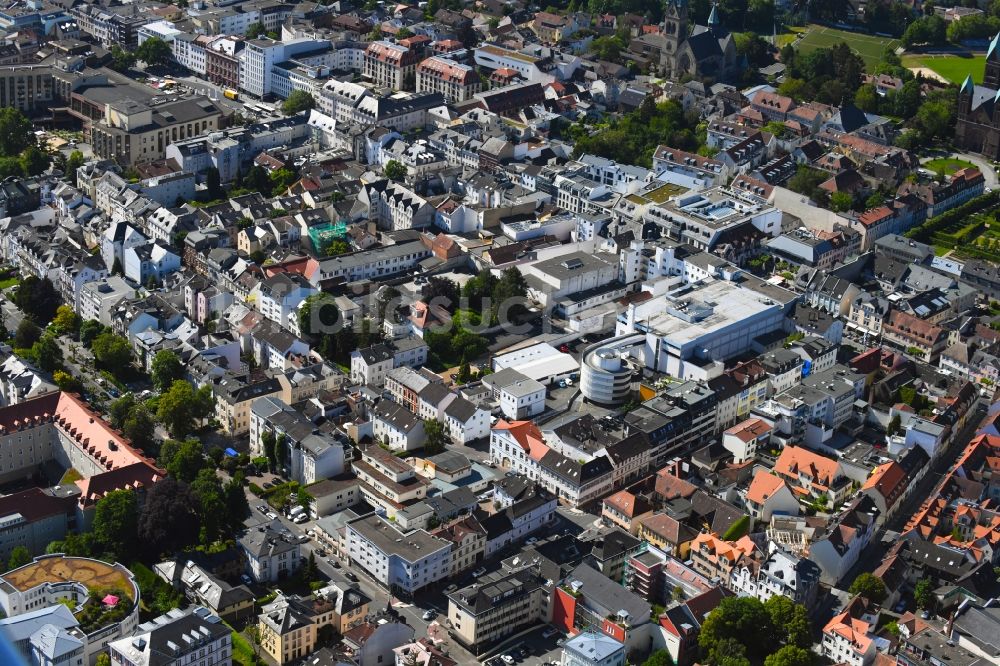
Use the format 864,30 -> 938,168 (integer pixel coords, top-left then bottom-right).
795,25 -> 900,70
905,53 -> 986,84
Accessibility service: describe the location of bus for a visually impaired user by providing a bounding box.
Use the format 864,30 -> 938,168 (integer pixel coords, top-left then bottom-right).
223,88 -> 239,100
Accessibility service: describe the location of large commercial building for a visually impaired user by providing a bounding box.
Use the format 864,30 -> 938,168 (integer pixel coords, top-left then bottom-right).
0,392 -> 162,509
416,56 -> 482,103
90,97 -> 225,167
364,41 -> 421,91
0,554 -> 141,663
615,279 -> 795,380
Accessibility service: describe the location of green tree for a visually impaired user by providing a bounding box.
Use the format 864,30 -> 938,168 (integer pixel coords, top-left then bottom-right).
887,414 -> 902,436
159,437 -> 205,483
0,108 -> 36,156
7,545 -> 31,570
151,350 -> 184,393
272,433 -> 286,471
31,335 -> 63,373
914,578 -> 934,609
53,370 -> 82,393
854,84 -> 880,113
261,430 -> 277,471
65,150 -> 85,186
91,332 -> 132,372
282,90 -> 316,115
157,381 -> 211,438
19,146 -> 49,176
52,305 -> 80,337
14,319 -> 41,349
224,474 -> 250,527
245,22 -> 266,38
641,650 -> 674,666
325,238 -> 350,256
763,645 -> 813,666
764,596 -> 812,649
96,654 -> 112,666
848,573 -> 888,603
268,168 -> 297,196
110,46 -> 135,72
190,468 -> 226,545
79,320 -> 104,347
698,596 -> 772,664
138,476 -> 199,556
136,37 -> 172,67
722,515 -> 751,540
122,405 -> 157,455
830,191 -> 853,212
14,276 -> 61,325
109,394 -> 137,430
423,419 -> 447,455
92,489 -> 139,560
384,159 -> 407,182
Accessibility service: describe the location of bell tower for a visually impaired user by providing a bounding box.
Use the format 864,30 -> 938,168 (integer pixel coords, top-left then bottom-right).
986,32 -> 1000,90
663,0 -> 688,55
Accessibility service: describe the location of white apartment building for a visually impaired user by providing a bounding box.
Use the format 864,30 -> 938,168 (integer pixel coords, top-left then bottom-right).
108,607 -> 232,666
346,514 -> 451,595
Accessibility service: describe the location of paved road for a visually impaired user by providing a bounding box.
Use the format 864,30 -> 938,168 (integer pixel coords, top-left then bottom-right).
920,151 -> 999,190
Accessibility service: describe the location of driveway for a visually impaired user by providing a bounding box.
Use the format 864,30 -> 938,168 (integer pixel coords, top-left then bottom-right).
920,151 -> 998,189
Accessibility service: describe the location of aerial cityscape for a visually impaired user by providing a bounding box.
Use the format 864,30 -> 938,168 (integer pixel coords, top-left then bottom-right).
0,1 -> 996,666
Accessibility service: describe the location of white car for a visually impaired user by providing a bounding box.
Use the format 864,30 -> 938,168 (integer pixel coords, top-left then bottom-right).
472,567 -> 487,578
501,656 -> 515,665
266,512 -> 278,520
293,514 -> 308,524
306,529 -> 316,538
422,610 -> 436,621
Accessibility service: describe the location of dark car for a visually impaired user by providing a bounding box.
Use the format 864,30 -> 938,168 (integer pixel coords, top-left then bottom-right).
262,481 -> 274,489
345,572 -> 358,581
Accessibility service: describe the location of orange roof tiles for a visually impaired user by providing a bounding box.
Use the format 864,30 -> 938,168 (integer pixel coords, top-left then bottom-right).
746,470 -> 788,505
774,446 -> 842,487
725,418 -> 771,443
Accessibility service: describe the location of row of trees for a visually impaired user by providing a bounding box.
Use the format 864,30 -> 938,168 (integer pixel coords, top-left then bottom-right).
48,467 -> 249,563
109,37 -> 172,73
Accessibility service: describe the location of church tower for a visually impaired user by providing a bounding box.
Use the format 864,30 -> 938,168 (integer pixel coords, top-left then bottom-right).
663,0 -> 688,56
985,32 -> 1000,90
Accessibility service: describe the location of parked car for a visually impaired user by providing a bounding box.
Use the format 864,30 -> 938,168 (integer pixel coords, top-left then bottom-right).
472,567 -> 487,578
306,530 -> 316,538
422,610 -> 436,621
345,572 -> 357,581
293,514 -> 308,524
266,512 -> 278,520
445,584 -> 457,592
240,574 -> 252,585
500,656 -> 514,665
542,627 -> 559,638
526,536 -> 538,545
262,481 -> 274,489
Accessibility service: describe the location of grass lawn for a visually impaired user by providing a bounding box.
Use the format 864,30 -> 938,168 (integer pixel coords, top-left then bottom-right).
924,157 -> 976,174
796,25 -> 899,70
0,276 -> 19,290
909,53 -> 986,84
776,26 -> 807,48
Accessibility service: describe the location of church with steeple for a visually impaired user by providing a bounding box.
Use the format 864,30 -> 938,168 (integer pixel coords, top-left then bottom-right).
658,0 -> 739,82
956,32 -> 1000,158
